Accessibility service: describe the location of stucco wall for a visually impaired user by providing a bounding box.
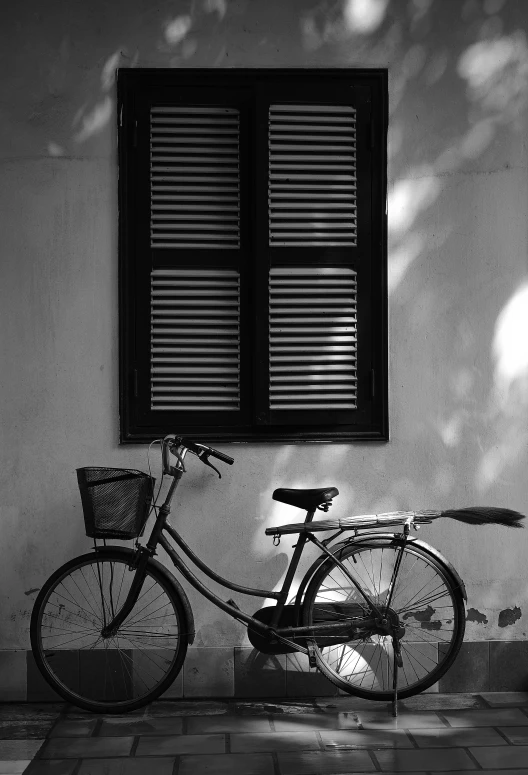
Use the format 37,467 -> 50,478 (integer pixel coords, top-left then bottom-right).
1,0 -> 528,694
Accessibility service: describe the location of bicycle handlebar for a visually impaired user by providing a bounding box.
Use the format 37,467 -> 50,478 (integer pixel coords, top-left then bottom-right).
162,435 -> 234,475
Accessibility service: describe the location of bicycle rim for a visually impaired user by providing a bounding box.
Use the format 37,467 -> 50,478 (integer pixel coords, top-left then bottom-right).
31,551 -> 187,713
303,539 -> 465,700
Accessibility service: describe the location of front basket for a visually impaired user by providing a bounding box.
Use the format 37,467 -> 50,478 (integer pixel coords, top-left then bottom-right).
76,467 -> 155,540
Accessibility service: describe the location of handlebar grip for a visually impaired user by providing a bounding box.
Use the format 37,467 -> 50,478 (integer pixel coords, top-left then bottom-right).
181,438 -> 234,466
208,447 -> 234,465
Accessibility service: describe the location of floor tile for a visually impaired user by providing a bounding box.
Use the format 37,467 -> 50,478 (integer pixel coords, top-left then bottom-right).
272,713 -> 347,731
480,691 -> 528,707
78,758 -> 175,775
0,741 -> 44,760
187,715 -> 272,734
374,747 -> 476,770
0,721 -> 56,741
434,772 -> 528,775
410,725 -> 507,747
230,731 -> 319,752
22,761 -> 76,775
237,699 -> 318,715
236,699 -> 318,715
397,693 -> 485,711
277,749 -> 375,774
441,708 -> 528,727
62,699 -> 228,720
179,752 -> 275,775
355,711 -> 447,729
499,725 -> 528,743
49,720 -> 97,738
99,716 -> 183,736
143,700 -> 228,716
470,744 -> 528,768
314,696 -> 394,711
0,706 -> 63,722
40,737 -> 133,758
0,762 -> 32,774
136,733 -> 225,755
320,728 -> 413,748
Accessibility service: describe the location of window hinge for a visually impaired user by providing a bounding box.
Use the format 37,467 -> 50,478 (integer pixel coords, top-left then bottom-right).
133,369 -> 138,398
369,121 -> 375,150
370,369 -> 376,398
119,105 -> 123,128
133,119 -> 138,147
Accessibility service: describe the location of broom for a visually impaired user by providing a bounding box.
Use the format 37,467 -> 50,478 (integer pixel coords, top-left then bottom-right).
265,507 -> 525,537
438,506 -> 525,528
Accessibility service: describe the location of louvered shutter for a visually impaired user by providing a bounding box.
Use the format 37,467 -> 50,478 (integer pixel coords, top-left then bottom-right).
258,98 -> 365,426
151,269 -> 240,411
269,267 -> 357,411
150,107 -> 240,249
144,100 -> 247,427
268,104 -> 357,247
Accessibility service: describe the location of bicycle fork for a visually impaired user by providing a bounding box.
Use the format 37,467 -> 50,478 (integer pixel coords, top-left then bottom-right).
100,548 -> 151,638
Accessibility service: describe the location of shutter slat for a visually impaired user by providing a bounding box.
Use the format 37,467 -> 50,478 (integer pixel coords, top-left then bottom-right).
151,269 -> 240,412
269,267 -> 357,411
151,106 -> 240,249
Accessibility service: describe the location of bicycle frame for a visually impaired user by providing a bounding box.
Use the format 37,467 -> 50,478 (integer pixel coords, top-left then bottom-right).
100,461 -> 388,651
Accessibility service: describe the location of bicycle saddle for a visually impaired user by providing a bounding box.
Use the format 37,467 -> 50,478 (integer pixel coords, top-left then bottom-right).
272,487 -> 339,511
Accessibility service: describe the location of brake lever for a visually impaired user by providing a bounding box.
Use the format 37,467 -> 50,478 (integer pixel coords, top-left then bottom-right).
200,453 -> 222,478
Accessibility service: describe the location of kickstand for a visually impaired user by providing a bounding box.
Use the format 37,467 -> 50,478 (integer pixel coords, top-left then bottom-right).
392,635 -> 402,718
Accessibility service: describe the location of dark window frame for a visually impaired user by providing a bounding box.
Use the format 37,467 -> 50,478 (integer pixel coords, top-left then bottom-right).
118,68 -> 388,444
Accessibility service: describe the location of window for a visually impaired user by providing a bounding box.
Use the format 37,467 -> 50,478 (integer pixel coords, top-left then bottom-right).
118,69 -> 388,443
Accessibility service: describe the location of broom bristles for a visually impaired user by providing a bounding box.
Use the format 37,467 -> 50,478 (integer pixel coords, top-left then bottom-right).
440,506 -> 525,528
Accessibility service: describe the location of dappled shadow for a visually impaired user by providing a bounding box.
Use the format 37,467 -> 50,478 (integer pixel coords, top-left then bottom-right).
1,0 -> 528,655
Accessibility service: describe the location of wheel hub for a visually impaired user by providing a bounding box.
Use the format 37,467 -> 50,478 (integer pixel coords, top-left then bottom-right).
372,607 -> 405,639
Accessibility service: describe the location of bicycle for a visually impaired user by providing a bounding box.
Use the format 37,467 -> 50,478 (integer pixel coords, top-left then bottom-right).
30,435 -> 525,716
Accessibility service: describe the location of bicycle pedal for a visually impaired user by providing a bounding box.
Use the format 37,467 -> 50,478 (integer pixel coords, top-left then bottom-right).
226,598 -> 240,611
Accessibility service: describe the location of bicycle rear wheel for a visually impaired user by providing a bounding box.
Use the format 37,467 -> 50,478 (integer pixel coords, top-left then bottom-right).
30,550 -> 188,713
302,537 -> 465,700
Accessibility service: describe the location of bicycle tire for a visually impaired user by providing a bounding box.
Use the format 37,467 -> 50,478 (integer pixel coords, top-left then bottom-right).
30,549 -> 188,713
302,537 -> 465,700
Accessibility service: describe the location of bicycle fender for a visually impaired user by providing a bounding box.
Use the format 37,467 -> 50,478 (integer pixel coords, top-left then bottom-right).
94,547 -> 196,644
403,537 -> 467,602
343,532 -> 467,602
295,533 -> 466,605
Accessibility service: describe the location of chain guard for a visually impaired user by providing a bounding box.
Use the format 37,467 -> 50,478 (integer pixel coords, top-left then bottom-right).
247,606 -> 300,654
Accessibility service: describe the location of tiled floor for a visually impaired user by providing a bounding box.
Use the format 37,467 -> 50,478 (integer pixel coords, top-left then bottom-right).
1,692 -> 528,774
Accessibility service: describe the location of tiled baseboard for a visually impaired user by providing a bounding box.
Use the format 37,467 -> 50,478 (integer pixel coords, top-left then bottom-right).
0,641 -> 527,701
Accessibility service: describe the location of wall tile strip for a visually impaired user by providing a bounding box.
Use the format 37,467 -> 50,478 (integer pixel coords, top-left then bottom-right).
0,643 -> 525,701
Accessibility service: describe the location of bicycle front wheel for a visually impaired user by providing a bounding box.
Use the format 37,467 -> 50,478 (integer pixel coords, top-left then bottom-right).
30,550 -> 188,713
302,537 -> 465,700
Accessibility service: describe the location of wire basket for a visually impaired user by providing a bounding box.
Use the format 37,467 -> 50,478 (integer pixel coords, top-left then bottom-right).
77,468 -> 156,540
